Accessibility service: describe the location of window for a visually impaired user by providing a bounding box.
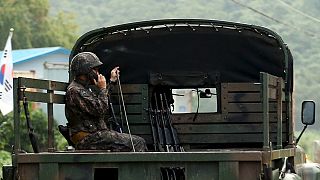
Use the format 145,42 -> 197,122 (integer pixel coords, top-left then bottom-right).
172,88 -> 217,113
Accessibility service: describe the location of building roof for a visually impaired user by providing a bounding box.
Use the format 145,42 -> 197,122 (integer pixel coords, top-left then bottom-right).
0,47 -> 70,64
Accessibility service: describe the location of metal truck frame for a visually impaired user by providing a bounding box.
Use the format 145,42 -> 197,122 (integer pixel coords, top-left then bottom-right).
3,19 -> 311,180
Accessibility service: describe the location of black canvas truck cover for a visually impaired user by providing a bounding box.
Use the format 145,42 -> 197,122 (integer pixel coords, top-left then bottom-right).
69,19 -> 293,91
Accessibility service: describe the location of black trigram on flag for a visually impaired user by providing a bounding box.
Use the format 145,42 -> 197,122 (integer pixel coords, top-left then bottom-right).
4,80 -> 12,92
0,91 -> 2,100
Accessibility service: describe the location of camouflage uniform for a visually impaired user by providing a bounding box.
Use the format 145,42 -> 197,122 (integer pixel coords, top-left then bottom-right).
66,52 -> 146,151
65,77 -> 147,152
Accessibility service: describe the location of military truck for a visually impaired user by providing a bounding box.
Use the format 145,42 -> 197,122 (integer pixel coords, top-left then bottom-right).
2,19 -> 317,180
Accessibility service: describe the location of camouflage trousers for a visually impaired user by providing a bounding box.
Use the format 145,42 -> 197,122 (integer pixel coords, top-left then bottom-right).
75,129 -> 147,152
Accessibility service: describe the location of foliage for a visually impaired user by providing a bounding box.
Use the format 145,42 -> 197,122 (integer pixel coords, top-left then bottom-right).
0,103 -> 67,153
0,0 -> 78,49
296,130 -> 320,162
0,150 -> 11,179
0,112 -> 13,151
0,104 -> 67,178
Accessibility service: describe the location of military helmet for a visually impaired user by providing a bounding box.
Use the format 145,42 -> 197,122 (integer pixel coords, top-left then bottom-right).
70,52 -> 103,77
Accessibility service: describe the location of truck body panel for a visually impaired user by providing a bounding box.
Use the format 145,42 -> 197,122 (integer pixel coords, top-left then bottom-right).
6,19 -> 300,180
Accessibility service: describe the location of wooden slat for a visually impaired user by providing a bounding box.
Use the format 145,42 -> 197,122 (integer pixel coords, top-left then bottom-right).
23,91 -> 65,104
227,102 -> 278,113
172,113 -> 284,123
19,77 -> 51,89
22,90 -> 145,105
128,122 -> 287,135
49,81 -> 68,91
113,104 -> 144,114
125,124 -> 150,135
267,75 -> 284,87
228,93 -> 260,102
18,78 -> 147,99
126,112 -> 288,124
115,114 -> 145,124
276,78 -> 283,149
138,134 -> 288,145
269,88 -> 277,100
18,77 -> 68,91
224,83 -> 260,92
111,84 -> 147,94
225,113 -> 286,123
227,90 -> 285,102
110,94 -> 143,104
173,123 -> 287,134
177,133 -> 287,144
268,75 -> 278,87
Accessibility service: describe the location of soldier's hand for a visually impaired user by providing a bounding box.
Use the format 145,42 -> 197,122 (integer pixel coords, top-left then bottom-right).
110,66 -> 120,82
95,74 -> 107,89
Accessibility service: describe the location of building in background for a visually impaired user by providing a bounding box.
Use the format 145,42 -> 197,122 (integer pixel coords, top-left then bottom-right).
0,47 -> 70,125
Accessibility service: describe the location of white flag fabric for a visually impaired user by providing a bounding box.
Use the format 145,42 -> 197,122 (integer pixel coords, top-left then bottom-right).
0,29 -> 14,116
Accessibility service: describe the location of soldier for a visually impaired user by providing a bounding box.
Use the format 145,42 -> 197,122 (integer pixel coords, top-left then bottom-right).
65,52 -> 147,152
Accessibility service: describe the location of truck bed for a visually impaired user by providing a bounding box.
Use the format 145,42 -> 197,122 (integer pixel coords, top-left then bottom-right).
14,148 -> 295,180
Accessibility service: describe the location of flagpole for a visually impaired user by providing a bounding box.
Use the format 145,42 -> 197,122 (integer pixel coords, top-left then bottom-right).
10,28 -> 14,37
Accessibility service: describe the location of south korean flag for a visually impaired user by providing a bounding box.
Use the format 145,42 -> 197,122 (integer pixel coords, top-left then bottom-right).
0,28 -> 14,116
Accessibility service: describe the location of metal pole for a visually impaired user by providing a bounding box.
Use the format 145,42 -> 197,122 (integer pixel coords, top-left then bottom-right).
13,78 -> 20,154
47,89 -> 54,152
117,77 -> 135,152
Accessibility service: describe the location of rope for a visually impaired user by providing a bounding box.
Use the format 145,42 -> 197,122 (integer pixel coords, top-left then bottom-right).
117,87 -> 124,130
117,74 -> 136,152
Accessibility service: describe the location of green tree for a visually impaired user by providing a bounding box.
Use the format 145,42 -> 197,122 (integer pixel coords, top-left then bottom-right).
0,150 -> 11,178
0,104 -> 67,153
0,0 -> 78,49
0,105 -> 67,178
296,130 -> 320,161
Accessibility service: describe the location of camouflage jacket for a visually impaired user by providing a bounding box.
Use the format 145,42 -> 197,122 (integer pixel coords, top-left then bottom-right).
65,80 -> 113,134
